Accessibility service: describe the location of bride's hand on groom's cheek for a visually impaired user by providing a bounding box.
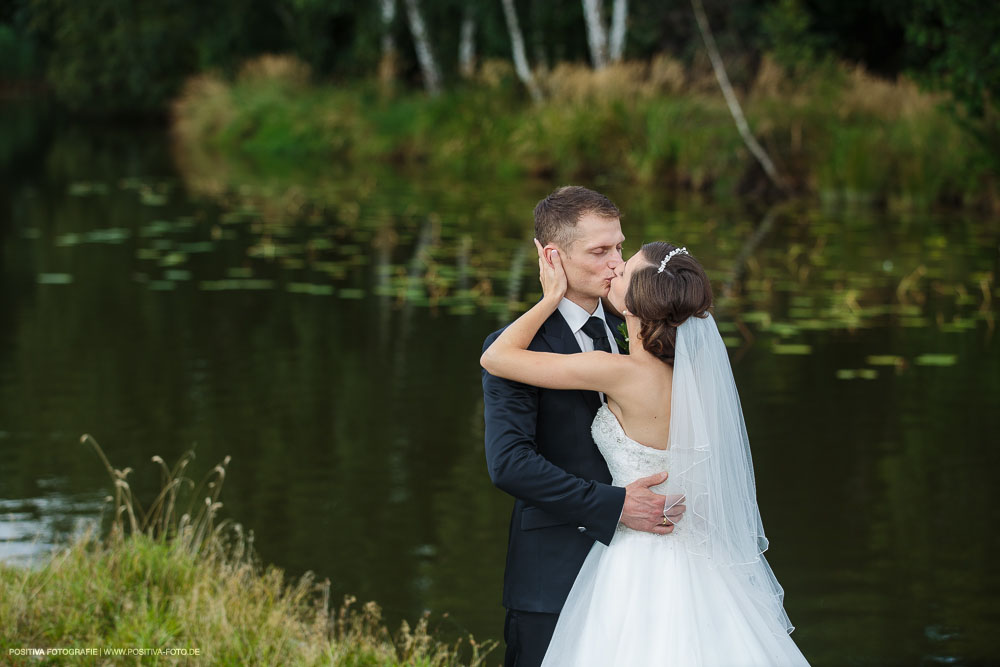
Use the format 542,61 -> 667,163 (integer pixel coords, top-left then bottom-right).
534,238 -> 567,301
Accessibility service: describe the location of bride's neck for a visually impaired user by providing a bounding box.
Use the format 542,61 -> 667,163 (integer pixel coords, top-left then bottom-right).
625,318 -> 655,361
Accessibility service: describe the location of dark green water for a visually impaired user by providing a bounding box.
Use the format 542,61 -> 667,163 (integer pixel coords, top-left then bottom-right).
1,103 -> 998,665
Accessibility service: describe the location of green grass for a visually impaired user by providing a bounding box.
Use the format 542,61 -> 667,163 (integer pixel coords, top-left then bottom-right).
171,55 -> 997,211
0,436 -> 495,666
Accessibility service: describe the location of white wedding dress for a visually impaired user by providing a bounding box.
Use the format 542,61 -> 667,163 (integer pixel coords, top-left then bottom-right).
541,315 -> 810,667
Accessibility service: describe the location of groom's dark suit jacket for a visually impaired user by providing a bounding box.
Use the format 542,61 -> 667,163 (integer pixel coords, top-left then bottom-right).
482,308 -> 626,614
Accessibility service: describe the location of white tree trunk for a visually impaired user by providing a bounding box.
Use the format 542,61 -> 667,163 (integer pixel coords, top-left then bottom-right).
378,0 -> 398,85
402,0 -> 443,96
609,0 -> 627,62
690,0 -> 787,191
501,0 -> 543,102
458,10 -> 476,78
380,0 -> 396,61
582,0 -> 609,69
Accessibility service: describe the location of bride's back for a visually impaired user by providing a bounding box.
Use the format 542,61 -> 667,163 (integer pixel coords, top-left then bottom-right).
604,355 -> 673,450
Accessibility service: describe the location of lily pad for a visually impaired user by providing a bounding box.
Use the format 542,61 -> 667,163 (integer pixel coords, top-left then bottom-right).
140,190 -> 168,206
740,311 -> 772,325
836,369 -> 878,380
773,343 -> 812,355
160,253 -> 187,267
177,242 -> 215,253
769,322 -> 801,337
37,273 -> 73,284
866,355 -> 904,366
140,221 -> 175,237
199,279 -> 275,291
787,307 -> 815,319
287,282 -> 334,296
55,233 -> 81,247
68,182 -> 109,196
914,354 -> 957,367
84,228 -> 130,243
940,319 -> 976,333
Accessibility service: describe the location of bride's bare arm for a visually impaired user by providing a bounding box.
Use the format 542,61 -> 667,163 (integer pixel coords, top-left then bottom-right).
480,243 -> 629,395
481,326 -> 627,393
479,296 -> 627,395
482,290 -> 561,362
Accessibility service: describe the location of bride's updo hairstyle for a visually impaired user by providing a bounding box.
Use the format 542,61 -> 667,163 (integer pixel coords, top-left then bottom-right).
624,241 -> 713,364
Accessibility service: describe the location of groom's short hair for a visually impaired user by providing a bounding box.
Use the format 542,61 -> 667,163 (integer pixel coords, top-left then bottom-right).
534,186 -> 620,249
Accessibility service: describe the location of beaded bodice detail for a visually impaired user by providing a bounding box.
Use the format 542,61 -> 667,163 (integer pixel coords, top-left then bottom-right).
591,404 -> 672,488
592,404 -> 674,538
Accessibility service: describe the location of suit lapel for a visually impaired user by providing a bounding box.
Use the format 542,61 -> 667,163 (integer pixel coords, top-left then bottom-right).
540,311 -> 603,413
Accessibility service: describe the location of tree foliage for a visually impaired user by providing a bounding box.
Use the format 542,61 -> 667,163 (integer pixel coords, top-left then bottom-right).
901,0 -> 1000,117
0,0 -> 995,119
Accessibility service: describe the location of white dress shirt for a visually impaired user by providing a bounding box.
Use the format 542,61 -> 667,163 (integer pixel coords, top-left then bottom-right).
556,298 -> 625,528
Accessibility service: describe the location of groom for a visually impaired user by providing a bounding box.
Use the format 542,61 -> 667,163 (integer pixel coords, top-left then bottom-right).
482,186 -> 685,667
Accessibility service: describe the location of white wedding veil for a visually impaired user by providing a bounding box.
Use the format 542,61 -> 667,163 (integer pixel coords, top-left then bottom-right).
664,312 -> 795,635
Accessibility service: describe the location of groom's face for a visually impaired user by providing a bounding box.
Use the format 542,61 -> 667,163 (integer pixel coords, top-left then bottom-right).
556,213 -> 625,303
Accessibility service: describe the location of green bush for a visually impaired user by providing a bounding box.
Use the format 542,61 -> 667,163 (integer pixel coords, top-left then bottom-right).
171,55 -> 998,209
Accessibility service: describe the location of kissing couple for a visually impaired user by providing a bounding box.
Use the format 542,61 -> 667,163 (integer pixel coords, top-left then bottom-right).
480,186 -> 809,666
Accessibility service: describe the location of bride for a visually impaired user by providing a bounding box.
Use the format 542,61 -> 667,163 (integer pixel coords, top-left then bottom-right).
480,240 -> 809,666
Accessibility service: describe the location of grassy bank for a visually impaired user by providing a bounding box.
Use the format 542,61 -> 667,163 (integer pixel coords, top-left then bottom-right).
0,437 -> 494,666
172,55 -> 997,211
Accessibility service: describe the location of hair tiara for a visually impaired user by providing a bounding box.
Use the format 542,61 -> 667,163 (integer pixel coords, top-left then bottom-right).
657,247 -> 689,273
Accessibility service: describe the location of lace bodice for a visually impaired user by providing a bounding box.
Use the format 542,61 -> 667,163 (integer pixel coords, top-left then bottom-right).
592,404 -> 674,538
591,404 -> 672,487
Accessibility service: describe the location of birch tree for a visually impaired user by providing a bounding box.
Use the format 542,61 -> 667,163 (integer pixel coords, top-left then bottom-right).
501,0 -> 542,102
582,0 -> 609,69
691,0 -> 787,191
379,0 -> 397,83
608,0 -> 628,63
402,0 -> 442,96
458,6 -> 476,78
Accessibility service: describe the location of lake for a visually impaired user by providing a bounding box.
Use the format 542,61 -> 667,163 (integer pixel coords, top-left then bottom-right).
1,101 -> 998,665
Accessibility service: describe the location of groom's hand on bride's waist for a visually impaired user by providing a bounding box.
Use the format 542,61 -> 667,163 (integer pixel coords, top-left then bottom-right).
620,471 -> 686,535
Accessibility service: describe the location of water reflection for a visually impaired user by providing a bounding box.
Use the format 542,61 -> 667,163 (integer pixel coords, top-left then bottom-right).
0,104 -> 998,665
0,479 -> 102,566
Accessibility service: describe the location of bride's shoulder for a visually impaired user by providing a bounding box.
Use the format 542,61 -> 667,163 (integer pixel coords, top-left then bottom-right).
617,356 -> 673,396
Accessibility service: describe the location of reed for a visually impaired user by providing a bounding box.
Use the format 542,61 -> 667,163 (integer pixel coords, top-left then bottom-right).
0,435 -> 495,666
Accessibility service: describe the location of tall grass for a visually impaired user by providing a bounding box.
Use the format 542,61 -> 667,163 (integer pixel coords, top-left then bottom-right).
0,435 -> 495,666
172,54 -> 997,211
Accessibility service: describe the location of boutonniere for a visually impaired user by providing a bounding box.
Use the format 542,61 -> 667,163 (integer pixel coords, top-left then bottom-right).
614,321 -> 629,354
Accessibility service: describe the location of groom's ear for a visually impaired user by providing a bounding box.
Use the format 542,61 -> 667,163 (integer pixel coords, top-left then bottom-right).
542,243 -> 558,266
543,243 -> 560,265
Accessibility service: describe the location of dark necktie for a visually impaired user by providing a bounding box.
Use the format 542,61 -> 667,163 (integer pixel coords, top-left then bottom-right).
582,316 -> 612,353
